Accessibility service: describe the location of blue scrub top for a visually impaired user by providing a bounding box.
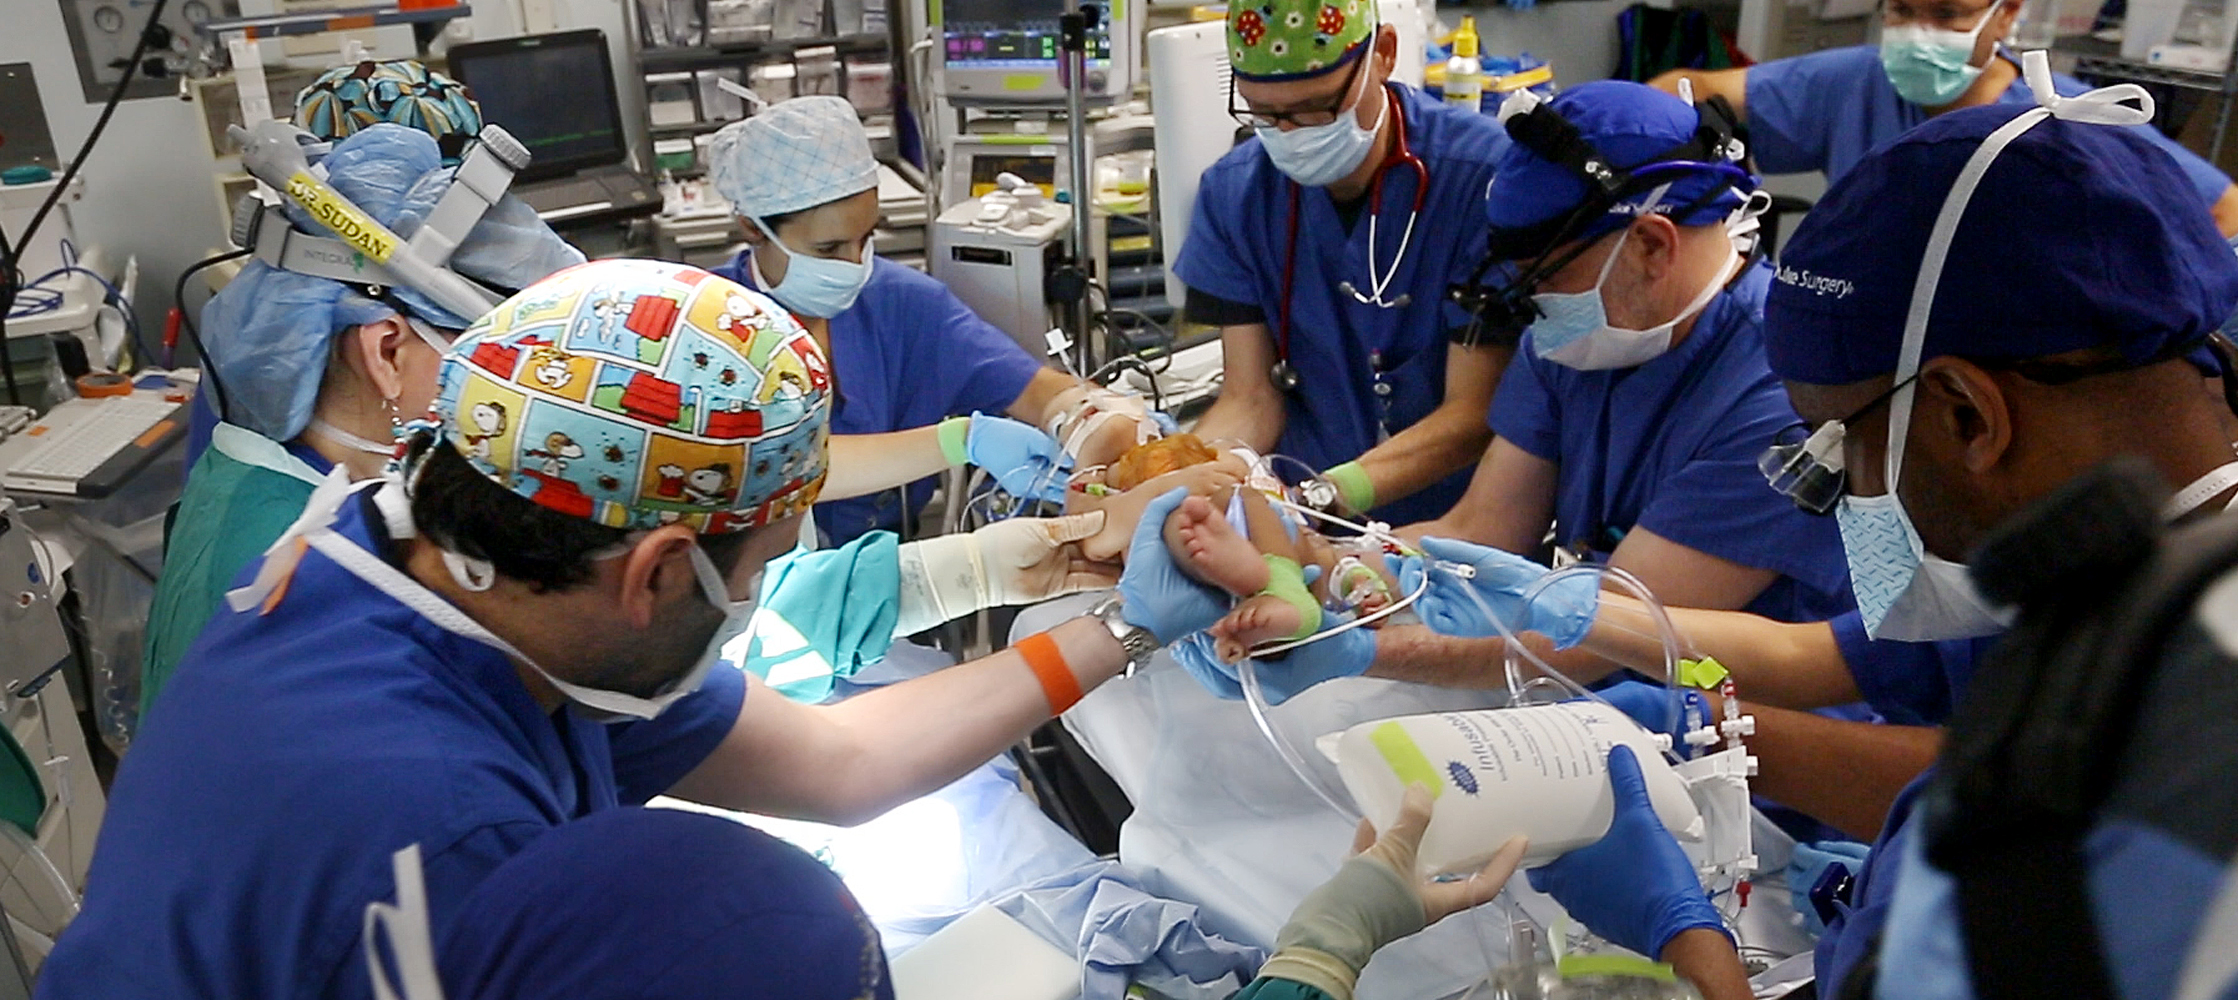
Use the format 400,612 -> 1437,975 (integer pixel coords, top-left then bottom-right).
712,253 -> 1045,544
1173,83 -> 1510,527
1748,45 -> 2234,206
1485,263 -> 1853,624
38,489 -> 746,1000
1831,610 -> 1996,727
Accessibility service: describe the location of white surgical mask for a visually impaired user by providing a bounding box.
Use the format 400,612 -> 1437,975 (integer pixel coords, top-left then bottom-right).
1832,56 -> 2153,640
1879,15 -> 1994,107
534,543 -> 755,721
1529,203 -> 1740,371
1255,71 -> 1387,189
751,217 -> 874,318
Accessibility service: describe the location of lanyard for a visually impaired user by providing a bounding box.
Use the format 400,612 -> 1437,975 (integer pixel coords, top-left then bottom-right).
2166,460 -> 2238,520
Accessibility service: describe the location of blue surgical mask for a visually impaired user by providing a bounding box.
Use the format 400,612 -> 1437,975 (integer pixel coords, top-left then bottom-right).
1832,388 -> 2009,641
1527,194 -> 1736,371
1879,18 -> 1992,106
752,217 -> 874,318
1254,76 -> 1388,188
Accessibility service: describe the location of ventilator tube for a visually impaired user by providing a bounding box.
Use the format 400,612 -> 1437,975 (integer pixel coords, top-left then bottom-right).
1322,701 -> 1704,876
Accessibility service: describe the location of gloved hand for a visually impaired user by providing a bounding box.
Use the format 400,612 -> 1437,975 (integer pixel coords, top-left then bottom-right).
1262,785 -> 1529,1000
941,413 -> 1070,504
1526,746 -> 1728,959
893,512 -> 1115,635
1115,488 -> 1229,644
1788,840 -> 1870,937
1595,680 -> 1710,755
1397,537 -> 1598,647
1170,623 -> 1375,704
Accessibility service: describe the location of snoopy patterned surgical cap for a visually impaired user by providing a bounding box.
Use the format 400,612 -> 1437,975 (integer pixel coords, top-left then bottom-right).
1228,0 -> 1375,82
428,259 -> 832,534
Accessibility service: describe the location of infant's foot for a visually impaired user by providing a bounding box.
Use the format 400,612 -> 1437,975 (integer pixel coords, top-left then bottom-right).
1174,496 -> 1270,596
1210,594 -> 1307,662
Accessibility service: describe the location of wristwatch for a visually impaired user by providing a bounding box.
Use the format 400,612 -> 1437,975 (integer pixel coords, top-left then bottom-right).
1086,593 -> 1159,677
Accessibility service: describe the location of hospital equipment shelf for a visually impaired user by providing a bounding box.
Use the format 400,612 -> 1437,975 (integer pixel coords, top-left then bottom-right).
2056,32 -> 2238,160
189,2 -> 474,40
636,32 -> 891,74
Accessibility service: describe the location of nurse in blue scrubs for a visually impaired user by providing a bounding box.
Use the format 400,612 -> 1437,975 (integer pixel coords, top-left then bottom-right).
1649,0 -> 2238,235
1173,0 -> 1512,528
704,96 -> 1160,545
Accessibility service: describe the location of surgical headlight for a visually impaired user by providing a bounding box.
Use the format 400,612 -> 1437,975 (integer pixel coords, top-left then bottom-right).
1759,421 -> 1847,515
1449,89 -> 1756,347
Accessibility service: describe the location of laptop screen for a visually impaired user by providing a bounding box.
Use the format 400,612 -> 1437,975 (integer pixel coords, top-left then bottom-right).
447,29 -> 626,181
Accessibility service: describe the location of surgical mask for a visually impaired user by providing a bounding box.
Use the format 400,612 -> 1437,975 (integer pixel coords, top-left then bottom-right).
1528,221 -> 1739,371
1836,484 -> 2010,641
1879,16 -> 1994,106
534,543 -> 757,721
1254,75 -> 1387,189
751,217 -> 874,318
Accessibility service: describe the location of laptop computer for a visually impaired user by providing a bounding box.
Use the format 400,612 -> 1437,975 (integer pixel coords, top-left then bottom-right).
446,29 -> 662,225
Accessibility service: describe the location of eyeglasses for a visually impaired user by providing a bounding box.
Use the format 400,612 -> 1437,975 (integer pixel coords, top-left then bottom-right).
1878,0 -> 1998,31
1229,53 -> 1367,130
1758,373 -> 1920,515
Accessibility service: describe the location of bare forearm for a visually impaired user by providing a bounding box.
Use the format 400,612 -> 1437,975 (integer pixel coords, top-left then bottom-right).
1193,390 -> 1284,453
1012,367 -> 1086,427
1365,624 -> 1626,690
1739,699 -> 1940,840
676,617 -> 1127,825
1661,929 -> 1752,1000
1586,599 -> 1861,709
1351,407 -> 1493,508
822,427 -> 949,500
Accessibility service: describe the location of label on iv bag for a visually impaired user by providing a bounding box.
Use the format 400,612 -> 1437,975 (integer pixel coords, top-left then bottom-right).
1323,701 -> 1704,876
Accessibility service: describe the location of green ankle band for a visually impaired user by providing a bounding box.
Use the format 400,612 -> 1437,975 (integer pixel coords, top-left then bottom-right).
1258,554 -> 1323,640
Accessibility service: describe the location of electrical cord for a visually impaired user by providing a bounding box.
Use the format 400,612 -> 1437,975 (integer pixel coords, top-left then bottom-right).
171,248 -> 249,423
0,0 -> 170,408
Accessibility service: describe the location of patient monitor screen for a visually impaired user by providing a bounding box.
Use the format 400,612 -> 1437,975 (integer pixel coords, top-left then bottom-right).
942,0 -> 1112,65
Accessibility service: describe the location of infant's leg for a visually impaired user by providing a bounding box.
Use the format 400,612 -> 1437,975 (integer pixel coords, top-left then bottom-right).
1166,490 -> 1272,596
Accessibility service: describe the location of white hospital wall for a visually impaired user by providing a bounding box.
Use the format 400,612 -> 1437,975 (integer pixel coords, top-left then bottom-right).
1455,0 -> 1655,85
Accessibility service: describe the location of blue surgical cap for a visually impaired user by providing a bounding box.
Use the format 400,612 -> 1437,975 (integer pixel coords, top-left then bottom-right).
201,123 -> 584,441
1483,80 -> 1753,258
1763,103 -> 2238,386
706,96 -> 880,220
436,808 -> 895,1000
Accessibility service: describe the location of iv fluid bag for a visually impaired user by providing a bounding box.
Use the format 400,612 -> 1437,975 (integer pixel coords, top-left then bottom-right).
1322,702 -> 1705,875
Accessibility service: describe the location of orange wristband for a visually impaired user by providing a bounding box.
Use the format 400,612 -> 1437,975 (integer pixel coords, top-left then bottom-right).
1017,632 -> 1083,715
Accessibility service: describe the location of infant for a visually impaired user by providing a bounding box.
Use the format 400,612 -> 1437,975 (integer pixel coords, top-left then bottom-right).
1068,435 -> 1398,661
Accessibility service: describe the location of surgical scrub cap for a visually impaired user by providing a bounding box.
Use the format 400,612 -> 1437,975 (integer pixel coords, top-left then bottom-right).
426,258 -> 831,534
1483,81 -> 1754,260
706,96 -> 880,220
1228,0 -> 1375,82
436,807 -> 895,1000
1764,102 -> 2238,386
201,124 -> 585,442
294,59 -> 482,162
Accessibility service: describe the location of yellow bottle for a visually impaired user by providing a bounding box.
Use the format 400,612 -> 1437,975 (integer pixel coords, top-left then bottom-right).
1444,17 -> 1483,111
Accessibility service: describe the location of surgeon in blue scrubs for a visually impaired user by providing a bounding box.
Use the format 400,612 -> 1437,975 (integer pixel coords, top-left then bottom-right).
1449,77 -> 2238,1000
704,96 -> 1161,545
37,260 -> 1226,1000
1650,0 -> 2238,235
1404,81 -> 1850,625
1174,0 -> 1511,528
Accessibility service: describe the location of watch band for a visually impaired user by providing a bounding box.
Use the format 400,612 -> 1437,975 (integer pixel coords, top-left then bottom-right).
1088,594 -> 1158,676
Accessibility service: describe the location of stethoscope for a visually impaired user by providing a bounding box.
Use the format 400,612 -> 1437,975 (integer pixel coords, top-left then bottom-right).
1271,81 -> 1430,396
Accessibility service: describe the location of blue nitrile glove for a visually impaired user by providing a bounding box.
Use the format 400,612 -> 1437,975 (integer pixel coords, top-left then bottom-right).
1788,840 -> 1871,937
1170,624 -> 1375,703
943,413 -> 1071,504
1150,410 -> 1179,435
1526,745 -> 1728,959
1398,537 -> 1598,647
1595,680 -> 1710,756
1117,488 -> 1228,644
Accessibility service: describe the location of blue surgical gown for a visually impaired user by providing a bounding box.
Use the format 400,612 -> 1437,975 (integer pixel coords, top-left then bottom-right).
1831,609 -> 1996,727
1485,263 -> 1853,624
1172,83 -> 1510,527
37,490 -> 746,1000
1748,45 -> 2234,207
712,253 -> 1045,545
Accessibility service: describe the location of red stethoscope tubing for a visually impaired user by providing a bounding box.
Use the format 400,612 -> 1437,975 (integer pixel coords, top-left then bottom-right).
1275,83 -> 1430,367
